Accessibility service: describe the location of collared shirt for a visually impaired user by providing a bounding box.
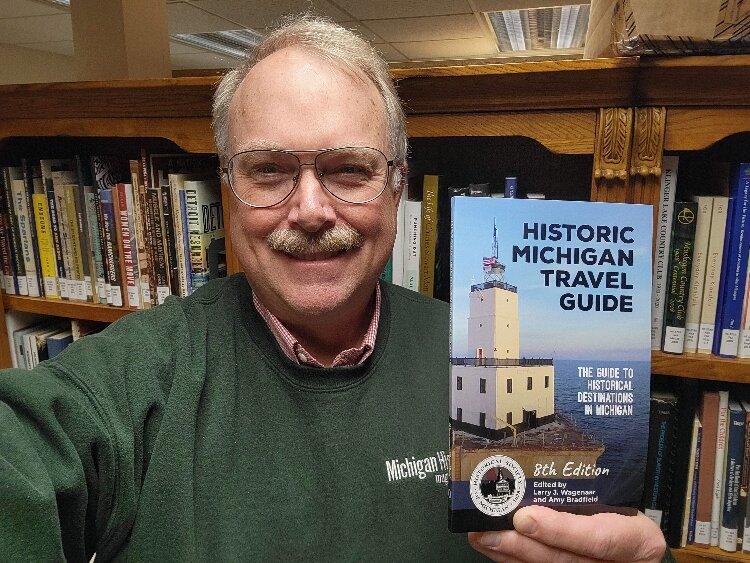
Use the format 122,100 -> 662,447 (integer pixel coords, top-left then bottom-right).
252,284 -> 381,368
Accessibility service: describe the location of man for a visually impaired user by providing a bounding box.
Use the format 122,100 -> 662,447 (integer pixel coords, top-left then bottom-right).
0,14 -> 668,562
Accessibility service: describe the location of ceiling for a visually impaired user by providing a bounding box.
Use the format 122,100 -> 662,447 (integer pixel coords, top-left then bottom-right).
0,0 -> 588,71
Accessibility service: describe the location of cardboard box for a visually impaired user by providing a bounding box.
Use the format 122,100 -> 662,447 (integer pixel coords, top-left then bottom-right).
584,0 -> 750,58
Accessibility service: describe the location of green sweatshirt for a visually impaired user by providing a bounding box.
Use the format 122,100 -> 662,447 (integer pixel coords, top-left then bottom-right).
0,274 -> 483,562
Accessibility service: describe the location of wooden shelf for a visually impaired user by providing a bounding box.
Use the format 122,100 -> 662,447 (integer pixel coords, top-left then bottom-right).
2,294 -> 132,323
652,351 -> 750,383
674,544 -> 750,562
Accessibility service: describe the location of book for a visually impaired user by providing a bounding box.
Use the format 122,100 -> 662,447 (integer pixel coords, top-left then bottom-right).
651,156 -> 679,350
98,189 -> 124,307
9,174 -> 41,297
740,399 -> 750,552
30,193 -> 59,299
3,311 -> 47,368
391,197 -> 405,287
720,399 -> 746,552
643,390 -> 679,531
698,197 -> 730,353
46,329 -> 73,359
714,163 -> 750,356
145,188 -> 170,304
682,414 -> 701,546
183,178 -> 223,292
63,184 -> 87,301
129,159 -> 153,308
448,198 -> 652,532
504,177 -> 518,199
662,201 -> 699,354
402,200 -> 421,292
711,390 -> 730,546
695,391 -> 720,545
115,183 -> 140,309
22,322 -> 67,369
20,160 -> 44,297
1,166 -> 28,296
419,174 -> 439,297
683,196 -> 713,352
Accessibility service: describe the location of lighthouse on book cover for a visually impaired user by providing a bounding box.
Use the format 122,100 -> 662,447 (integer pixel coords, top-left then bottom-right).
451,220 -> 555,435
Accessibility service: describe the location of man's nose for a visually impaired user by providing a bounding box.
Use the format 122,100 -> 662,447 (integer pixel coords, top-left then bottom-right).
287,164 -> 336,232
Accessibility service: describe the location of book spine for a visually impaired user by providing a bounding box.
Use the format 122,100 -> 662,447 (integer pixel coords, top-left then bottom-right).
652,156 -> 679,350
504,176 -> 517,198
178,190 -> 192,296
30,194 -> 59,299
146,189 -> 170,304
52,176 -> 74,299
715,164 -> 750,356
419,175 -> 439,297
643,395 -> 678,529
20,160 -> 44,296
129,160 -> 152,308
64,185 -> 87,302
695,391 -> 720,545
403,200 -> 421,292
115,184 -> 139,308
699,197 -> 730,353
685,418 -> 702,545
2,169 -> 28,296
99,189 -> 123,307
711,390 -> 730,546
45,179 -> 68,299
391,198 -> 405,286
720,403 -> 746,552
662,201 -> 699,354
10,179 -> 41,297
160,185 -> 178,297
741,404 -> 750,551
94,191 -> 112,304
74,156 -> 94,302
84,186 -> 108,304
684,196 -> 713,352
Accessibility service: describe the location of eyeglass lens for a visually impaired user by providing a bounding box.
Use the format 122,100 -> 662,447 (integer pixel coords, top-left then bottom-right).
228,147 -> 389,207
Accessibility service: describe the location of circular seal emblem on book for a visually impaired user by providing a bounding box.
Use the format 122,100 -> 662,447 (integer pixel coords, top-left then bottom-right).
469,455 -> 526,516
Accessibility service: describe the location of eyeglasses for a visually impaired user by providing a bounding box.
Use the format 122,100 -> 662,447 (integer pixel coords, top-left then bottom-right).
223,146 -> 394,208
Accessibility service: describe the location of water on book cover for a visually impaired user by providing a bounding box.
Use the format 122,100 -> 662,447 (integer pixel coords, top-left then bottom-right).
449,197 -> 652,532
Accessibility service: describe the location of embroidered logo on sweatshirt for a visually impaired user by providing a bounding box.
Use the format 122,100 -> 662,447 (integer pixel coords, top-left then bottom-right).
385,450 -> 449,484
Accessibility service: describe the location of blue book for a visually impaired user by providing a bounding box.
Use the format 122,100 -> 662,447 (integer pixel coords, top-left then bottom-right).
714,163 -> 750,356
720,400 -> 746,551
46,329 -> 73,359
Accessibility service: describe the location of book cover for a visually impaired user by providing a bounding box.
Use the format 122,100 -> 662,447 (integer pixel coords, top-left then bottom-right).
695,391 -> 720,545
419,174 -> 439,297
98,189 -> 123,308
642,390 -> 679,531
686,417 -> 702,545
10,176 -> 41,297
183,178 -> 223,292
73,155 -> 95,302
146,188 -> 170,304
115,183 -> 140,309
63,184 -> 87,302
651,156 -> 679,350
740,399 -> 750,552
20,160 -> 45,297
714,163 -> 750,356
1,167 -> 28,296
698,197 -> 730,353
46,329 -> 73,359
83,185 -> 108,304
683,196 -> 713,352
662,201 -> 699,354
449,198 -> 652,532
719,399 -> 746,552
711,390 -> 730,546
30,193 -> 59,299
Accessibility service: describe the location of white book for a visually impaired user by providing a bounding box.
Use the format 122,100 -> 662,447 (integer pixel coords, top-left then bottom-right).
651,156 -> 678,350
391,197 -> 405,286
684,196 -> 713,352
698,197 -> 730,353
681,414 -> 701,547
711,390 -> 730,546
4,311 -> 46,368
402,200 -> 421,292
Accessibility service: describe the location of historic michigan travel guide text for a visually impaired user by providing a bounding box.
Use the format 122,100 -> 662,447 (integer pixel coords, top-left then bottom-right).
449,197 -> 652,532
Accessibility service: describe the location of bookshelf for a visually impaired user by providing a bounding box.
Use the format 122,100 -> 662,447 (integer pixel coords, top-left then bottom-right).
1,56 -> 750,561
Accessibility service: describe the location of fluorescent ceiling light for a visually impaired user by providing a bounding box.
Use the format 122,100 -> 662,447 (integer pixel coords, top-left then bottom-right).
486,4 -> 590,52
171,30 -> 264,59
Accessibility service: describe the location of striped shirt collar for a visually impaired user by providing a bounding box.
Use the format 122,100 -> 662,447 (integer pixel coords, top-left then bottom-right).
252,284 -> 381,368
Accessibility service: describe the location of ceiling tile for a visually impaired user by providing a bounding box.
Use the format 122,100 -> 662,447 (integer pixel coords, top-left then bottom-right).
0,0 -> 67,18
0,13 -> 72,43
364,14 -> 485,42
16,40 -> 74,56
171,51 -> 238,69
167,2 -> 243,34
339,20 -> 384,43
331,0 -> 473,19
195,0 -> 350,29
372,43 -> 408,62
393,36 -> 498,60
472,0 -> 585,10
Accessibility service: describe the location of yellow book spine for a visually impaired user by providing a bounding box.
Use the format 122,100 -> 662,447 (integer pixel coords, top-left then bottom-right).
31,193 -> 59,299
419,174 -> 439,297
64,184 -> 87,301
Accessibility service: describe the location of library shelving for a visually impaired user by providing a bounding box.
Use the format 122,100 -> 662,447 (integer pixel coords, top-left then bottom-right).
2,55 -> 750,561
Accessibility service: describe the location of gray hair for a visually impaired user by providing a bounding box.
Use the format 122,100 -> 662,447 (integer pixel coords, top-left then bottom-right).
212,14 -> 408,179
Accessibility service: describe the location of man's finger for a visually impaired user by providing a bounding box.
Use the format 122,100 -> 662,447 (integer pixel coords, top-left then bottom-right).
512,506 -> 666,562
468,529 -> 600,563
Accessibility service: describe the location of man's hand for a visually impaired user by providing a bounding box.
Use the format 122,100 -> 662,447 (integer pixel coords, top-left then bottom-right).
468,506 -> 666,562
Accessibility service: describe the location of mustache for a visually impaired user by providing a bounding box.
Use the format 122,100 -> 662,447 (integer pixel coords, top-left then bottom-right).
266,225 -> 364,255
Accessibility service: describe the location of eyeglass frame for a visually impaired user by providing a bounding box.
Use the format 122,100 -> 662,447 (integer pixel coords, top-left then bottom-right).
221,146 -> 396,208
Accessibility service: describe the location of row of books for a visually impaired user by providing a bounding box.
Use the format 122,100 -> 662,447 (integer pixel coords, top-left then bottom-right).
643,387 -> 750,553
0,152 -> 225,308
4,310 -> 107,369
652,156 -> 750,358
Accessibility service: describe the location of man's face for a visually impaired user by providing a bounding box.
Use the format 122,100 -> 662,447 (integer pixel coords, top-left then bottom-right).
227,47 -> 401,325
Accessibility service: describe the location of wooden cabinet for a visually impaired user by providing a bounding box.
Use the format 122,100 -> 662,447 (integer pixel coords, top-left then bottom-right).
1,55 -> 750,560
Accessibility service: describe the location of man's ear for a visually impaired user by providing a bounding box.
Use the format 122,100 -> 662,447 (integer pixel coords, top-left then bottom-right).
392,165 -> 407,203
